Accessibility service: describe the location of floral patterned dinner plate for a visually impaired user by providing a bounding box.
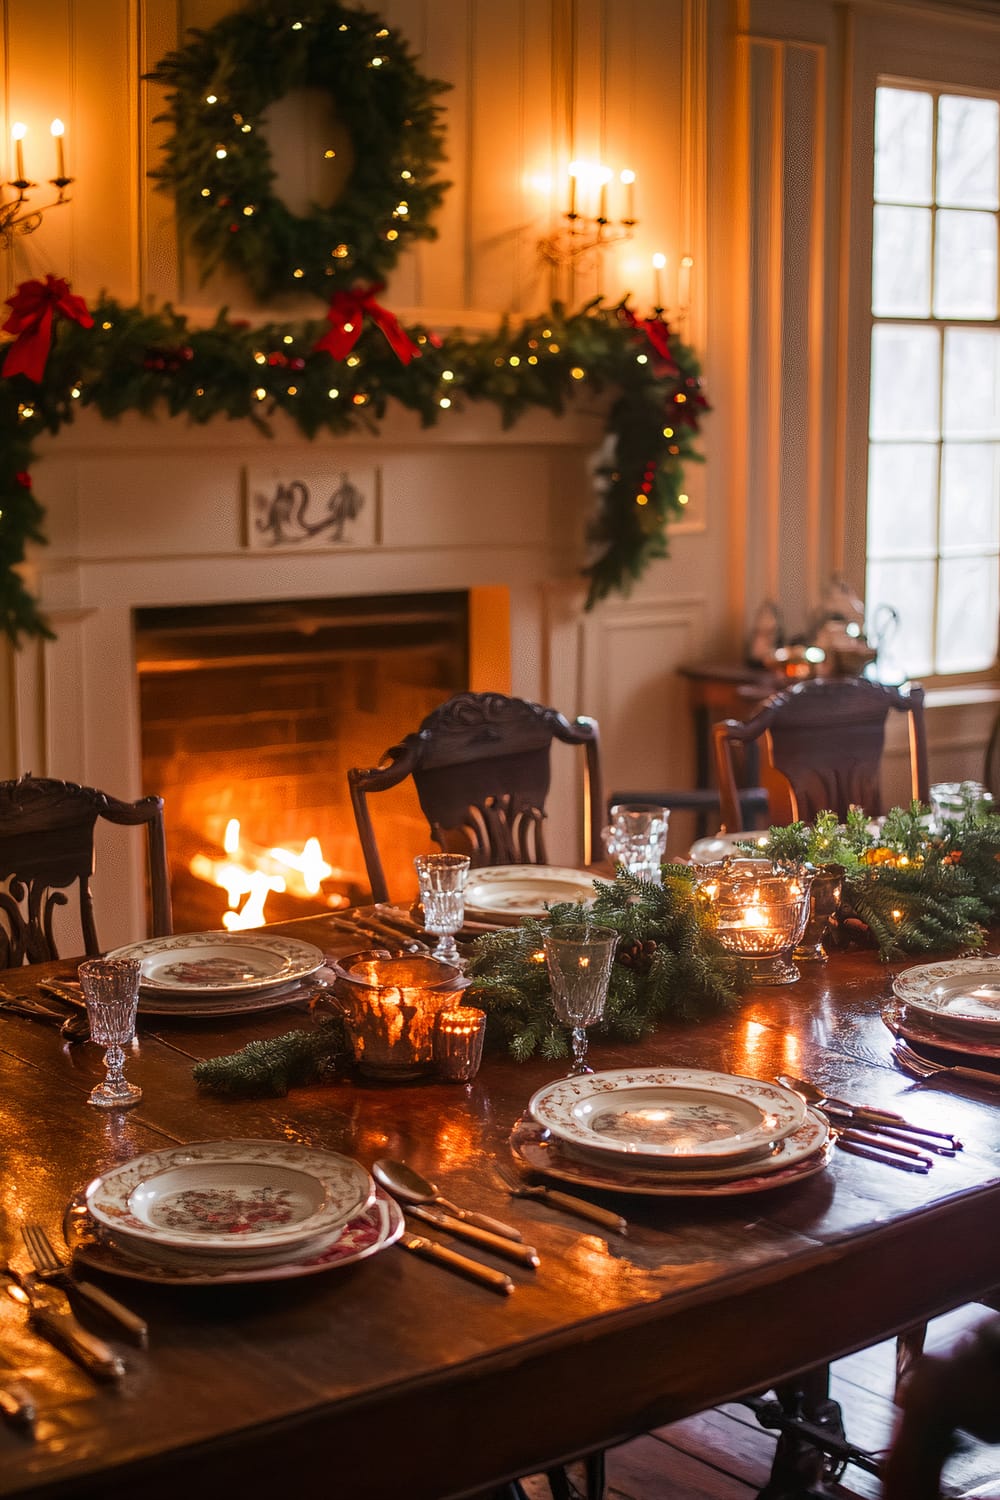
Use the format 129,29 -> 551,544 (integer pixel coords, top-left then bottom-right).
106,931 -> 325,996
66,1188 -> 403,1286
84,1140 -> 374,1255
463,865 -> 597,922
892,959 -> 1000,1037
528,1068 -> 807,1165
509,1112 -> 831,1196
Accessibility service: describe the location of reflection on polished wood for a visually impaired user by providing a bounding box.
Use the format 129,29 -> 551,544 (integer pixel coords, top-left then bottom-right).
0,912 -> 998,1500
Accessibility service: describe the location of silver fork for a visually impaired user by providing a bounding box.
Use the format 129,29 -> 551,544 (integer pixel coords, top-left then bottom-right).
892,1039 -> 1000,1091
21,1224 -> 148,1347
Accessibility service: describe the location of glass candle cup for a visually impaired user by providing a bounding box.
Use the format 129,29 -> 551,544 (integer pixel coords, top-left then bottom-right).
695,858 -> 814,986
78,957 -> 143,1109
433,1007 -> 487,1083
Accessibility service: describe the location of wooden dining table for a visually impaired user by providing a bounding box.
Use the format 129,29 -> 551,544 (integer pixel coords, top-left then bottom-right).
0,910 -> 998,1500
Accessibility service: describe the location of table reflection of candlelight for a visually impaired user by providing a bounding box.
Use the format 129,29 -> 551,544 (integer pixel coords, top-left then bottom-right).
434,1008 -> 487,1082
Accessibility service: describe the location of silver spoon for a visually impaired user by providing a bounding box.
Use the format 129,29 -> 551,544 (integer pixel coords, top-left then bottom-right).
372,1159 -> 523,1241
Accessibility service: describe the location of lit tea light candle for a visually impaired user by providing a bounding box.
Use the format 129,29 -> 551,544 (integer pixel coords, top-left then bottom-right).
434,1008 -> 487,1083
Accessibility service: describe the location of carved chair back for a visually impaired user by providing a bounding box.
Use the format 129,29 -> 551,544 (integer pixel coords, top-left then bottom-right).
711,678 -> 929,831
0,775 -> 172,965
348,692 -> 603,904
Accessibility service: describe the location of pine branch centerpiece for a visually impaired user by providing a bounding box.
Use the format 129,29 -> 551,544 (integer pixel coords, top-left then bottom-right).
464,866 -> 744,1064
745,804 -> 1000,959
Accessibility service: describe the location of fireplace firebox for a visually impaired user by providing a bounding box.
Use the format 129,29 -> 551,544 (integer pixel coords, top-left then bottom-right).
137,592 -> 469,932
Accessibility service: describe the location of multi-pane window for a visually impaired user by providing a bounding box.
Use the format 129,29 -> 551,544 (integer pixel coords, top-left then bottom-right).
866,85 -> 1000,678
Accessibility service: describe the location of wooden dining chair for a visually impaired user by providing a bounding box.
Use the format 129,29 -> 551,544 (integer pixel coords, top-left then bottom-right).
712,677 -> 929,831
348,691 -> 603,905
0,774 -> 172,965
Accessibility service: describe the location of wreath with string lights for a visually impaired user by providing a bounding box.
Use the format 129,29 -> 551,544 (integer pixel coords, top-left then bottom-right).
146,0 -> 450,302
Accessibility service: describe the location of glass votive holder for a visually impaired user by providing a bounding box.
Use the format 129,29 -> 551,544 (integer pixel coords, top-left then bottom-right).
695,857 -> 814,985
793,862 -> 845,962
433,1007 -> 487,1083
930,780 -> 993,831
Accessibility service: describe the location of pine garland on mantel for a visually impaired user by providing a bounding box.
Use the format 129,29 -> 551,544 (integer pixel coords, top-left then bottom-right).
0,292 -> 707,643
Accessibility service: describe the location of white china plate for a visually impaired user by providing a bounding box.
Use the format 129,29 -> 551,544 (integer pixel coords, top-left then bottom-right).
892,959 -> 1000,1036
106,931 -> 325,996
463,865 -> 597,922
100,1216 -> 347,1272
85,1140 -> 373,1254
510,1111 -> 831,1196
687,831 -> 771,863
137,974 -> 330,1018
528,1068 -> 806,1164
67,1188 -> 403,1286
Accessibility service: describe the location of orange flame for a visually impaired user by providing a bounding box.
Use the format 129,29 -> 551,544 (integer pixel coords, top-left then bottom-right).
190,817 -> 346,929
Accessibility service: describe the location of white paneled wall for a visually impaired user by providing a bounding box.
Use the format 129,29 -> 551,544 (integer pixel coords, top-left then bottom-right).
1,0 -> 998,944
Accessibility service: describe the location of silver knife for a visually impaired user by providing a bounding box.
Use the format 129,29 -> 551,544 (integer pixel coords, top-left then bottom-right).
398,1232 -> 514,1294
5,1273 -> 125,1381
407,1205 -> 539,1267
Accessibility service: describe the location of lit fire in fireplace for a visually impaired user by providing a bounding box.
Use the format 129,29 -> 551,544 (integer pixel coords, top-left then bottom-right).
189,818 -> 349,929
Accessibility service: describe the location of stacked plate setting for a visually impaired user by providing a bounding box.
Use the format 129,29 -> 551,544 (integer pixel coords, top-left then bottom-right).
891,959 -> 1000,1073
70,1140 -> 404,1285
511,1068 -> 833,1197
463,865 -> 597,925
104,931 -> 327,1017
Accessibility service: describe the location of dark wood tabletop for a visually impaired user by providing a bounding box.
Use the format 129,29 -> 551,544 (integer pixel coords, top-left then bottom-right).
1,913 -> 998,1500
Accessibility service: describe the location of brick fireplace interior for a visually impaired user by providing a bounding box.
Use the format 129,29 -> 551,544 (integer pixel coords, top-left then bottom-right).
136,591 -> 470,932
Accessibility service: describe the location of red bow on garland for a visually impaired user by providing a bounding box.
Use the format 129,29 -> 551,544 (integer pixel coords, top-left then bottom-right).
619,306 -> 679,373
313,283 -> 420,366
2,275 -> 94,383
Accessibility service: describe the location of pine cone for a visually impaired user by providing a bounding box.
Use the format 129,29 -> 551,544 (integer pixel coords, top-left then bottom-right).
825,899 -> 878,950
618,938 -> 658,973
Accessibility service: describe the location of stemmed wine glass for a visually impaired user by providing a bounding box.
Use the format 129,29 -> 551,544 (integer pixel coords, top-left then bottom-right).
78,957 -> 143,1109
543,924 -> 619,1075
414,853 -> 471,966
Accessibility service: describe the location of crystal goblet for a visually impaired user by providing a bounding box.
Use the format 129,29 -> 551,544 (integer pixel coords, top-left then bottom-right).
414,853 -> 471,965
607,803 -> 670,883
78,957 -> 143,1109
543,924 -> 619,1075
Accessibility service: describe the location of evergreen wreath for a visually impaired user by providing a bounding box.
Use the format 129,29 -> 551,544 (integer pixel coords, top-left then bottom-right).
146,0 -> 450,303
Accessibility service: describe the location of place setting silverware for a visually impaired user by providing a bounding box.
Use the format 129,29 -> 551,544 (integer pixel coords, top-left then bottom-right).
493,1160 -> 629,1236
372,1159 -> 524,1241
1,1267 -> 125,1382
890,1037 -> 1000,1092
775,1074 -> 963,1149
20,1223 -> 148,1348
397,1232 -> 515,1295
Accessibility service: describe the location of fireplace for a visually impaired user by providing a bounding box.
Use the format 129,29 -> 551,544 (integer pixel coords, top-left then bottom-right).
136,591 -> 469,932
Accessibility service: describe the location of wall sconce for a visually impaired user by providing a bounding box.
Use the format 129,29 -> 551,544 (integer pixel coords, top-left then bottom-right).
1,119 -> 73,250
538,160 -> 637,267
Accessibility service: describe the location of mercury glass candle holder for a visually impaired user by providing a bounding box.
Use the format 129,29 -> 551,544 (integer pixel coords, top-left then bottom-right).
433,1007 -> 487,1082
695,857 -> 814,986
329,950 -> 471,1078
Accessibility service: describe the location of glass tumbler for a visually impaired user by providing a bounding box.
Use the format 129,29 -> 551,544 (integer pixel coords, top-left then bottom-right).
607,803 -> 670,883
78,957 -> 143,1109
543,924 -> 619,1075
414,852 -> 471,965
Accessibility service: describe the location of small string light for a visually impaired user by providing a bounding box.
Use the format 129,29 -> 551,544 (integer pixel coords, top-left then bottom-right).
200,187 -> 211,198
635,494 -> 648,506
636,353 -> 648,364
327,388 -> 340,399
528,355 -> 538,364
675,392 -> 687,403
215,147 -> 227,160
570,366 -> 585,380
101,321 -> 113,330
254,387 -> 267,400
509,355 -> 520,367
205,94 -> 218,104
70,386 -> 81,399
352,393 -> 368,405
253,352 -> 266,364
287,385 -> 298,395
242,205 -> 255,216
332,244 -> 349,258
400,169 -> 412,180
662,426 -> 674,437
439,396 -> 451,408
324,149 -> 336,159
441,370 -> 454,381
292,268 -> 305,278
386,229 -> 399,241
548,342 -> 560,353
678,493 -> 689,506
282,335 -> 294,345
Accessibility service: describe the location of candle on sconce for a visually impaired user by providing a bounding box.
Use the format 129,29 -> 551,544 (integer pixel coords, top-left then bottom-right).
652,252 -> 667,309
11,122 -> 27,183
678,253 -> 694,310
50,119 -> 66,181
567,160 -> 579,218
620,168 -> 636,222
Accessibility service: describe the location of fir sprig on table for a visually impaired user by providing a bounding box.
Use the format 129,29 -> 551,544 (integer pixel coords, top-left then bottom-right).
193,1016 -> 346,1098
466,866 -> 744,1063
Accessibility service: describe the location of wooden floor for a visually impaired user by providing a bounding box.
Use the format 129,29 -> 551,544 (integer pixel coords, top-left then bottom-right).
519,1305 -> 1000,1500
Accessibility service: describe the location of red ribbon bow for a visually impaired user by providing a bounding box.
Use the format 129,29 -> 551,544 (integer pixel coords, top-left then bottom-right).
2,275 -> 94,383
313,283 -> 419,366
619,306 -> 678,374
